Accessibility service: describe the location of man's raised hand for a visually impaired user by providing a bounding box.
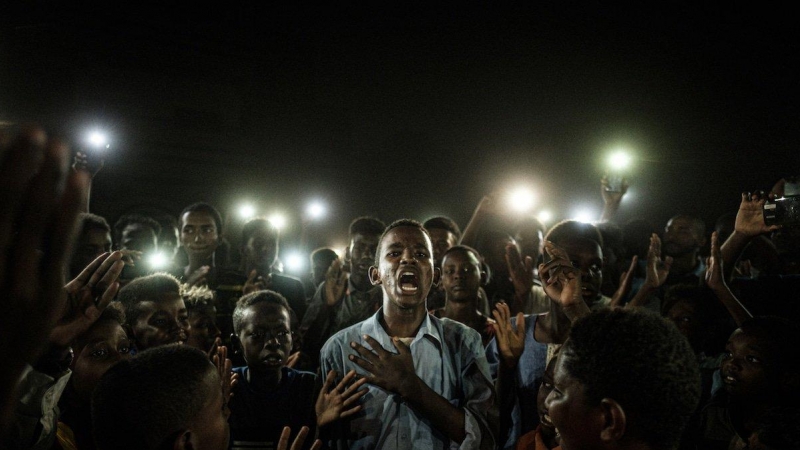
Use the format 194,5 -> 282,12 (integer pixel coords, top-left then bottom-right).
324,258 -> 349,306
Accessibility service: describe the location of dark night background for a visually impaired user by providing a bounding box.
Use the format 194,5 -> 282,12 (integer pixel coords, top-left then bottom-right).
1,3 -> 798,259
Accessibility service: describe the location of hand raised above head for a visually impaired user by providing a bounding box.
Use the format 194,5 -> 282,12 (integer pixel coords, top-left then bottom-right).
538,241 -> 583,309
735,191 -> 780,237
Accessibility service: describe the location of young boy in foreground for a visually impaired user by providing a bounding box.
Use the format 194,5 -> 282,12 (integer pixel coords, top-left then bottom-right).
319,219 -> 496,449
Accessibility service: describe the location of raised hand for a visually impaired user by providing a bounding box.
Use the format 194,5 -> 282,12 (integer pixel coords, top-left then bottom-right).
51,251 -> 125,347
643,233 -> 672,290
212,345 -> 238,404
316,369 -> 368,427
505,243 -> 534,301
277,426 -> 322,450
491,302 -> 526,368
600,175 -> 628,205
705,231 -> 726,292
243,269 -> 271,295
185,265 -> 210,287
0,126 -> 88,429
349,335 -> 418,397
610,255 -> 638,307
538,241 -> 583,309
72,150 -> 105,178
734,191 -> 780,237
324,258 -> 349,306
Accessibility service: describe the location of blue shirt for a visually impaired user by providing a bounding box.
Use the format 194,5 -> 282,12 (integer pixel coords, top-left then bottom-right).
485,314 -> 548,450
319,308 -> 496,449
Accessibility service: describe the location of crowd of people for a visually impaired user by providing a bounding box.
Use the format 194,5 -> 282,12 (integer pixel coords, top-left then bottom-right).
1,126 -> 799,450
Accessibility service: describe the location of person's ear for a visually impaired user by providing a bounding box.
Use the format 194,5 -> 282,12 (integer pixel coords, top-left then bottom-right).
171,429 -> 193,450
433,266 -> 441,287
368,266 -> 381,285
479,268 -> 488,286
598,398 -> 626,443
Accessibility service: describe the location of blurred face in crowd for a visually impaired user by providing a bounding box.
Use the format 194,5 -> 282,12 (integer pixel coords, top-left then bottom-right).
181,211 -> 219,262
665,299 -> 702,351
70,320 -> 132,402
663,216 -> 704,258
546,351 -> 602,450
441,250 -> 482,304
482,234 -> 517,279
71,227 -> 112,276
561,238 -> 604,308
237,302 -> 293,375
721,328 -> 777,401
515,227 -> 543,264
537,356 -> 558,440
312,254 -> 337,287
159,224 -> 180,260
427,228 -> 458,268
242,226 -> 279,276
129,293 -> 190,351
186,306 -> 221,353
349,232 -> 380,290
120,223 -> 158,254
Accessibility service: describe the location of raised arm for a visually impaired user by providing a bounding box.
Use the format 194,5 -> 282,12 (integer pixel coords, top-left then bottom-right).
721,191 -> 780,279
599,176 -> 628,223
706,231 -> 753,327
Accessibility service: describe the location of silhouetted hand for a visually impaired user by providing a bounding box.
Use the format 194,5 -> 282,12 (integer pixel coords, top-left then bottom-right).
600,175 -> 628,205
243,269 -> 271,295
324,258 -> 349,306
642,234 -> 672,290
538,241 -> 583,310
0,126 -> 88,428
277,426 -> 322,450
316,369 -> 368,427
349,335 -> 418,397
212,345 -> 238,404
505,244 -> 534,300
734,191 -> 780,237
72,150 -> 104,178
185,265 -> 210,287
51,251 -> 125,347
491,302 -> 526,368
610,255 -> 637,307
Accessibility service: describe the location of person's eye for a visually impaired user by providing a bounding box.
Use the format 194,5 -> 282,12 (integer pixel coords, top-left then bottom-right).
542,381 -> 553,389
119,345 -> 131,354
388,251 -> 401,257
91,348 -> 109,358
746,355 -> 761,363
416,251 -> 428,258
591,265 -> 602,273
153,318 -> 167,326
722,351 -> 733,360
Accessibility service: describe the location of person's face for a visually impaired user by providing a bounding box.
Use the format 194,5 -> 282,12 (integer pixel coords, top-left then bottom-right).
186,307 -> 220,353
187,367 -> 230,450
721,328 -> 777,400
515,228 -> 543,263
120,223 -> 158,254
181,211 -> 219,261
349,232 -> 380,286
243,227 -> 279,275
371,226 -> 438,311
483,235 -> 517,278
427,228 -> 458,268
561,239 -> 604,307
666,300 -> 700,347
130,293 -> 190,351
237,303 -> 293,374
71,228 -> 112,275
537,356 -> 558,437
441,251 -> 482,303
70,321 -> 131,403
546,352 -> 603,450
663,217 -> 703,257
159,225 -> 180,260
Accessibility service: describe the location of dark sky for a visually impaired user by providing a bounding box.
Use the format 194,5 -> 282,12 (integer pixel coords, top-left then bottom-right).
2,3 -> 798,254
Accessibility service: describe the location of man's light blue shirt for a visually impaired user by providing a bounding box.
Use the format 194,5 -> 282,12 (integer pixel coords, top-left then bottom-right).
320,308 -> 496,449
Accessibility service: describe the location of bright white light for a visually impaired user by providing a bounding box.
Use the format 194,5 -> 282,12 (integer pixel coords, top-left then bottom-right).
331,244 -> 346,259
87,131 -> 108,148
268,213 -> 286,231
148,252 -> 168,270
572,209 -> 595,223
307,201 -> 326,219
238,204 -> 256,220
507,188 -> 536,213
285,252 -> 304,272
537,210 -> 553,224
608,151 -> 631,171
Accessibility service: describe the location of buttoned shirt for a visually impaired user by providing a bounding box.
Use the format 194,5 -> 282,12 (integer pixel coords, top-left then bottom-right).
320,309 -> 496,449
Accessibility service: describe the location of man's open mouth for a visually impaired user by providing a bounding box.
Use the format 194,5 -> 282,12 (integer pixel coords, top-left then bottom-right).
399,271 -> 419,293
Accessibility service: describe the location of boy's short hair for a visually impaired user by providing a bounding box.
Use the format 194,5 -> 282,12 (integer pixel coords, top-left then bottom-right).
545,219 -> 604,248
423,216 -> 462,241
442,245 -> 482,264
349,216 -> 386,238
181,284 -> 216,313
78,213 -> 111,235
311,247 -> 338,264
113,214 -> 162,246
374,219 -> 431,266
115,273 -> 182,326
91,345 -> 214,450
563,309 -> 701,450
180,202 -> 223,234
232,290 -> 294,335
